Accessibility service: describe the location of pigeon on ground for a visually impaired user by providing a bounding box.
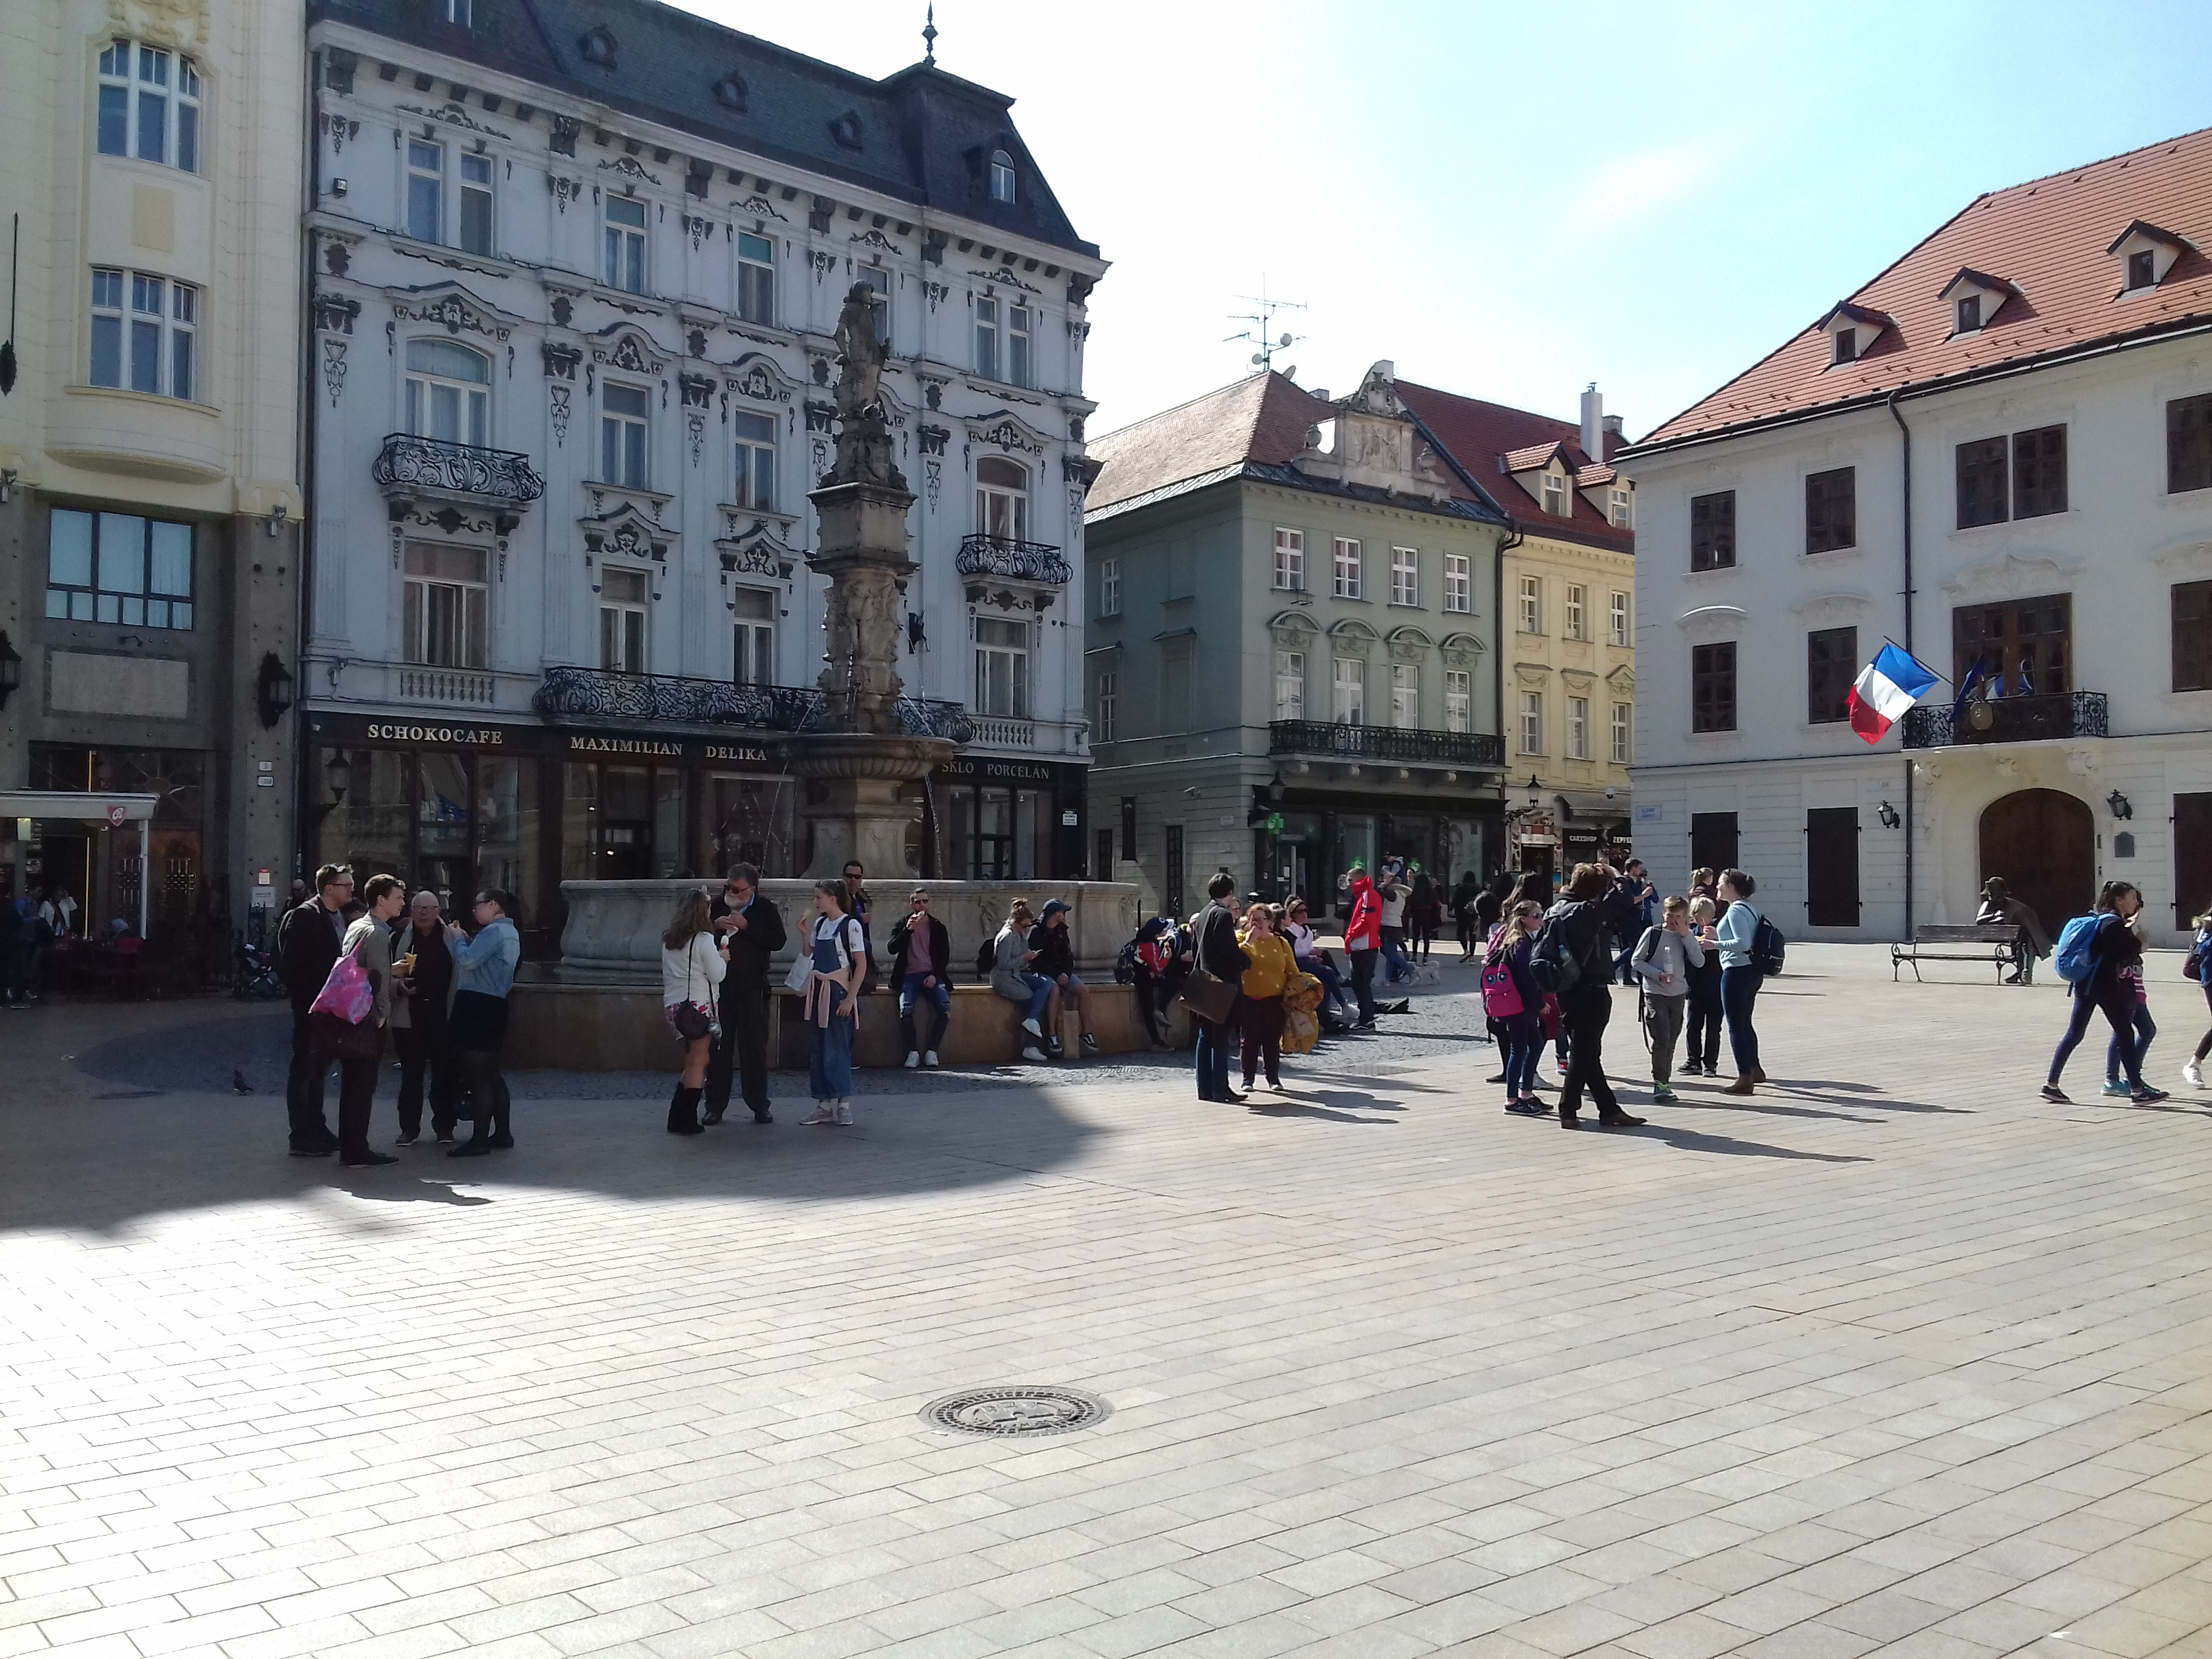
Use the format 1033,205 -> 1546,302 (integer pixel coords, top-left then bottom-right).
232,1070 -> 253,1095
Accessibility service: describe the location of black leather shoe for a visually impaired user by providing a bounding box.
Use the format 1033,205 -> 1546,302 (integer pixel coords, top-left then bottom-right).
340,1151 -> 398,1167
1599,1112 -> 1647,1128
1559,1111 -> 1581,1128
487,1132 -> 514,1149
750,1107 -> 773,1124
701,1103 -> 726,1126
288,1142 -> 335,1158
449,1140 -> 493,1158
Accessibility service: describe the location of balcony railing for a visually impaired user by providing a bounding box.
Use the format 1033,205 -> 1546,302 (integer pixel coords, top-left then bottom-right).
956,533 -> 1072,584
373,433 -> 546,504
1269,720 -> 1504,768
1900,689 -> 2108,749
397,666 -> 497,705
533,668 -> 975,744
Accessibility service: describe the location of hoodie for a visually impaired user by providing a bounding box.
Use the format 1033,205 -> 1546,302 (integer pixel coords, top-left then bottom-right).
1345,875 -> 1383,951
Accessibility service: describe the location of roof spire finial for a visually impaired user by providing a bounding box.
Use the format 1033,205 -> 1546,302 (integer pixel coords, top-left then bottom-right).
922,2 -> 937,65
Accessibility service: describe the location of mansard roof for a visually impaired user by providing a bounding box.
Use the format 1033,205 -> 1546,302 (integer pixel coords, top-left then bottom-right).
308,0 -> 1097,258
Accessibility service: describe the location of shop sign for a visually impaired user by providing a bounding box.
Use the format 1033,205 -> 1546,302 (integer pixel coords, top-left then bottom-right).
936,756 -> 1080,786
703,743 -> 772,766
362,721 -> 508,746
567,734 -> 682,758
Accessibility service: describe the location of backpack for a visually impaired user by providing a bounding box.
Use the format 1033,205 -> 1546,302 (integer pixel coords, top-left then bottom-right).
975,937 -> 998,980
2183,928 -> 2208,982
1480,949 -> 1525,1019
2052,914 -> 2100,983
1530,910 -> 1583,996
1750,913 -> 1787,977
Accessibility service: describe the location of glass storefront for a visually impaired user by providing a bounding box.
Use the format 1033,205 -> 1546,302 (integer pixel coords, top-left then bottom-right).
316,743 -> 543,920
28,743 -> 207,931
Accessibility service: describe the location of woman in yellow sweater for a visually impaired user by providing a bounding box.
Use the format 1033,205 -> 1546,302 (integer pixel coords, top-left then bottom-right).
1237,902 -> 1298,1093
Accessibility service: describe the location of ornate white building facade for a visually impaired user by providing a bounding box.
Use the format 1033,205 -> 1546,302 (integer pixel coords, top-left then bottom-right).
302,0 -> 1105,945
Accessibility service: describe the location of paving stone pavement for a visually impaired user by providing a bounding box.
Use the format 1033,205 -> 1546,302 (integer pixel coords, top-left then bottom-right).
3,944 -> 2211,1659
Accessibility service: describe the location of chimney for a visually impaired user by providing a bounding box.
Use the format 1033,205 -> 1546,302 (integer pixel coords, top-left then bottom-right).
1603,413 -> 1624,440
1579,382 -> 1603,464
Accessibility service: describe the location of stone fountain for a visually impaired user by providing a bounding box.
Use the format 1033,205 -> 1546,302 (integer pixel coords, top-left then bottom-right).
792,283 -> 952,876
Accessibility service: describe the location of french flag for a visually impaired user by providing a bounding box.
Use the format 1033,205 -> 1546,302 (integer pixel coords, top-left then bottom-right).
1847,643 -> 1941,743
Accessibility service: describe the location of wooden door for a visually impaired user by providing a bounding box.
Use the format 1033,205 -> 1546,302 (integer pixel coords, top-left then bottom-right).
1978,789 -> 2092,935
1805,808 -> 1860,927
1691,811 -> 1739,878
2175,793 -> 2212,928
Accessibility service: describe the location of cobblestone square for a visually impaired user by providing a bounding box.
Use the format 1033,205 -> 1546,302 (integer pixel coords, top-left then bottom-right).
4,945 -> 2210,1659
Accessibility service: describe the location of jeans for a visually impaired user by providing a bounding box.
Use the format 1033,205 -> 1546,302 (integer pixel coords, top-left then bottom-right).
1132,970 -> 1168,1044
1349,948 -> 1378,1020
393,1021 -> 459,1139
1240,995 -> 1285,1086
1380,928 -> 1411,982
2051,981 -> 2140,1088
1686,995 -> 1723,1069
1500,1013 -> 1544,1096
1643,994 -> 1685,1086
1017,972 -> 1053,1024
898,974 -> 949,1054
808,984 -> 855,1099
286,998 -> 335,1147
1305,958 -> 1348,1017
1720,966 -> 1763,1078
1193,1005 -> 1237,1098
705,985 -> 771,1117
1556,988 -> 1620,1120
2106,1003 -> 2154,1081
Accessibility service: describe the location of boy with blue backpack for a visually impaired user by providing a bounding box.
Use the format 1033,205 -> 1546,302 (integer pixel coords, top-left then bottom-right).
2043,882 -> 2168,1104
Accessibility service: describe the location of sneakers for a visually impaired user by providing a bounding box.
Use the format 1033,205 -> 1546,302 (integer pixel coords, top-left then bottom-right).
924,1050 -> 940,1068
1080,1032 -> 1100,1054
1022,1044 -> 1048,1063
834,1101 -> 853,1125
903,1051 -> 921,1069
2040,1083 -> 2070,1103
394,1133 -> 419,1147
2100,1079 -> 2133,1097
1021,1017 -> 1043,1038
1679,1060 -> 1704,1077
2131,1085 -> 2171,1104
1652,1086 -> 1678,1104
1504,1099 -> 1547,1116
2186,1059 -> 2205,1089
800,1103 -> 837,1125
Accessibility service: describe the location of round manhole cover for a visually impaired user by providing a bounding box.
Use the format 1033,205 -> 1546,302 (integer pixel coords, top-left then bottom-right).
920,1386 -> 1111,1438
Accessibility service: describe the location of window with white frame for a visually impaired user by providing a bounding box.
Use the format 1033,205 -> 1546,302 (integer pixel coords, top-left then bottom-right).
1568,696 -> 1589,759
990,148 -> 1017,203
1274,650 -> 1305,720
733,587 -> 775,686
975,455 -> 1027,542
733,411 -> 775,510
1332,657 -> 1364,724
47,508 -> 192,629
406,140 -> 443,242
1098,557 -> 1120,617
736,232 -> 775,325
1610,487 -> 1632,528
96,41 -> 199,172
975,617 -> 1029,717
459,153 -> 493,254
1610,590 -> 1629,647
1565,583 -> 1587,640
1519,691 -> 1542,754
1611,702 -> 1631,764
604,195 -> 646,292
1391,546 -> 1419,607
1008,303 -> 1032,388
440,0 -> 472,24
405,337 -> 490,447
89,268 -> 194,401
1445,670 -> 1471,733
1518,573 -> 1542,633
600,384 -> 649,486
403,544 -> 488,668
1390,663 -> 1418,729
1443,552 -> 1471,613
1334,536 -> 1362,599
599,567 -> 649,672
1273,527 -> 1305,591
1541,470 -> 1566,516
975,295 -> 1000,380
1094,669 -> 1118,742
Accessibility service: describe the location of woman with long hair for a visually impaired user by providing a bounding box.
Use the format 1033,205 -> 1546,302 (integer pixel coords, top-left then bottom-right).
1544,862 -> 1643,1128
2185,901 -> 2212,1090
447,889 -> 523,1158
2044,881 -> 2167,1103
1713,869 -> 1768,1095
660,887 -> 727,1135
1486,900 -> 1549,1116
800,878 -> 867,1124
1235,902 -> 1297,1093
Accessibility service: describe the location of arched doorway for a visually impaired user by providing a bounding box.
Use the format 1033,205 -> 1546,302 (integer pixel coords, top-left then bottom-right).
1979,789 -> 2093,932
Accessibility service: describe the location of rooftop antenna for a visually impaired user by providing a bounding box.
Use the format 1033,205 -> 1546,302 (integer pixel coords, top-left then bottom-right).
1226,281 -> 1306,372
922,2 -> 937,65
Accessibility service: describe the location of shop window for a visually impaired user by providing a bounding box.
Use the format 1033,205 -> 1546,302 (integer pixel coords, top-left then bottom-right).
600,567 -> 649,672
975,616 -> 1028,717
47,508 -> 192,628
403,544 -> 488,668
406,337 -> 490,447
733,587 -> 775,686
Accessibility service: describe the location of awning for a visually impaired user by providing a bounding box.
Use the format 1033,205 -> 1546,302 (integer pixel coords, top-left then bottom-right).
1553,791 -> 1629,822
2,793 -> 162,940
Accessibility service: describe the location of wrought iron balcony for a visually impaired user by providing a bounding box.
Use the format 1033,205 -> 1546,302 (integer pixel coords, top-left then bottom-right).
956,533 -> 1071,584
533,669 -> 976,744
1269,720 -> 1504,768
373,433 -> 546,504
1900,689 -> 2108,749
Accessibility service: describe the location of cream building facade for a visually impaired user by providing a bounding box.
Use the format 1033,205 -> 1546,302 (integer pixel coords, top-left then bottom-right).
0,0 -> 304,952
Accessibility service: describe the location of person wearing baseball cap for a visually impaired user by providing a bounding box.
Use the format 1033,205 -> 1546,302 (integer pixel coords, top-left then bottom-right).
1028,899 -> 1098,1057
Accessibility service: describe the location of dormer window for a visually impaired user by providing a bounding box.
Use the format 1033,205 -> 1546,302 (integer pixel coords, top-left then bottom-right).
1814,301 -> 1891,369
1955,294 -> 1981,334
1540,470 -> 1566,516
2108,220 -> 2192,297
1833,330 -> 1857,365
1939,268 -> 2018,337
2128,250 -> 2156,291
990,149 -> 1017,204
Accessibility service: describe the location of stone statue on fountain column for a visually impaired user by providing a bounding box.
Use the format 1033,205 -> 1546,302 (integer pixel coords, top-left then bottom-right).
826,281 -> 906,491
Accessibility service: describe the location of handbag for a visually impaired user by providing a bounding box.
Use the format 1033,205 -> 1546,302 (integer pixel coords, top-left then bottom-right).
310,945 -> 373,1024
312,1008 -> 382,1063
1179,966 -> 1238,1025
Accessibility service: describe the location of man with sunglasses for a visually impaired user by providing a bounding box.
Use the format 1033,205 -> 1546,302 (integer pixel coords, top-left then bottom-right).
888,888 -> 952,1067
706,863 -> 785,1124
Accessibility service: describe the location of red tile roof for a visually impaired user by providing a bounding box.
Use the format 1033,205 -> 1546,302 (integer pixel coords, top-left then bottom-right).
1502,440 -> 1568,473
1086,371 -> 1332,512
1395,380 -> 1637,553
1636,125 -> 2212,451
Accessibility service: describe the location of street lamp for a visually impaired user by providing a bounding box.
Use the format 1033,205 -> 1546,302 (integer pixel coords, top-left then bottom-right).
1877,800 -> 1901,829
0,630 -> 20,710
255,653 -> 293,729
2106,789 -> 2133,821
325,752 -> 353,803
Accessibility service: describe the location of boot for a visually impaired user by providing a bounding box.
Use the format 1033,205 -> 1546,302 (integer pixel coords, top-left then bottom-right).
668,1084 -> 704,1136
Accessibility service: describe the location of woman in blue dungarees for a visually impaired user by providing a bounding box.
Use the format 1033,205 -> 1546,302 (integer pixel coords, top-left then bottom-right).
801,879 -> 868,1126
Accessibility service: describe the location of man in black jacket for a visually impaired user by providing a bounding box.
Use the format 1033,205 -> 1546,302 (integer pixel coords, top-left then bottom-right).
707,863 -> 785,1124
1191,873 -> 1249,1103
888,887 -> 951,1067
1541,859 -> 1645,1130
1027,899 -> 1098,1057
275,864 -> 353,1155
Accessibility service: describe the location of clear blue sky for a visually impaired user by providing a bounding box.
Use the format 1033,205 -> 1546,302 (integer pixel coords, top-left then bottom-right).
678,1 -> 2212,441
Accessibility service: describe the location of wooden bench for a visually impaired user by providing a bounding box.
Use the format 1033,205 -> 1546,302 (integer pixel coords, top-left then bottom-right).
1890,923 -> 2022,983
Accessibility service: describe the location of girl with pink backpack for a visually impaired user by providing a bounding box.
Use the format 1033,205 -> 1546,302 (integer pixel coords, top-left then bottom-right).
1482,901 -> 1550,1117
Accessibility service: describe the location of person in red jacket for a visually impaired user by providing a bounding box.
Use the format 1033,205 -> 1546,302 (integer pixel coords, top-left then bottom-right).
1343,867 -> 1385,1027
